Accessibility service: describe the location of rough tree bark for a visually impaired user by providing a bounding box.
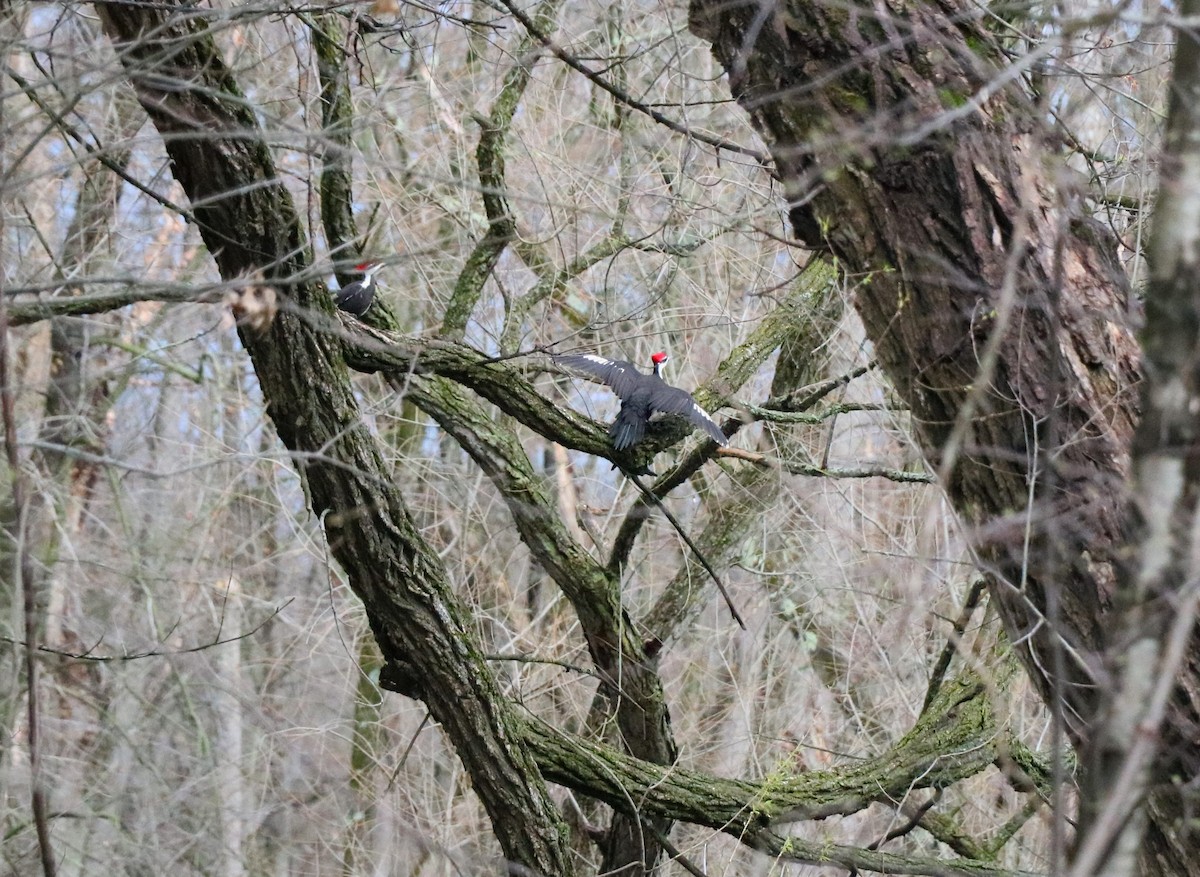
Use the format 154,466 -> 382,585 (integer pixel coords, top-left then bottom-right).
3,260 -> 1058,874
93,5 -> 575,875
687,0 -> 1198,873
70,0 -> 1176,874
1102,5 -> 1200,873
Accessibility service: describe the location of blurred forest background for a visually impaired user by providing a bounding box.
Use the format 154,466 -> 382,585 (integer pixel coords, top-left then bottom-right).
0,1 -> 1182,876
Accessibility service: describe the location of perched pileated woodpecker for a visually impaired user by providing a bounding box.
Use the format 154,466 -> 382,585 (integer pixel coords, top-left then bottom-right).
554,351 -> 727,450
334,261 -> 384,317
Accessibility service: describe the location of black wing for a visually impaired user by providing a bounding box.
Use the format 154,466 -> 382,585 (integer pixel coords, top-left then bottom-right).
335,280 -> 373,316
648,383 -> 728,445
552,354 -> 643,400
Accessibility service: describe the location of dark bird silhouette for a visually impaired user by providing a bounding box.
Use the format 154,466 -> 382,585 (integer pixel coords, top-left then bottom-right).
334,261 -> 384,317
554,351 -> 727,449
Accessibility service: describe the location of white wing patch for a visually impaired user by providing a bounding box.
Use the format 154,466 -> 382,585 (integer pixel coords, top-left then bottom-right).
692,401 -> 727,444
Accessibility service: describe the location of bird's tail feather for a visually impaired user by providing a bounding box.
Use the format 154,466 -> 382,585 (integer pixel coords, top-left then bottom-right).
609,410 -> 645,450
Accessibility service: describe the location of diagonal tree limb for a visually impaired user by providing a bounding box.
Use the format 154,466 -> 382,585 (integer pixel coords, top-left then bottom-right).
511,671 -> 1040,877
494,0 -> 770,167
93,4 -> 574,873
403,370 -> 679,873
344,327 -> 644,460
311,13 -> 362,280
404,374 -> 631,646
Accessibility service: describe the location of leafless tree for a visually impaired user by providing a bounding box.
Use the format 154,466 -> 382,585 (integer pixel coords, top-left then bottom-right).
0,2 -> 1192,876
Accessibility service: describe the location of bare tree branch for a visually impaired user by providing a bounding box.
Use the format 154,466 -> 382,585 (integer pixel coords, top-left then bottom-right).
515,671 -> 1036,877
495,0 -> 771,167
93,4 -> 575,872
440,0 -> 562,340
403,370 -> 679,872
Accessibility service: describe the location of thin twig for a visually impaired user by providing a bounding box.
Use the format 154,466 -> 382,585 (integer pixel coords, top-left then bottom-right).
718,445 -> 935,484
848,790 -> 943,877
768,363 -> 877,412
0,599 -> 292,663
493,0 -> 771,168
645,819 -> 711,877
625,472 -> 746,630
922,576 -> 988,711
875,790 -> 943,848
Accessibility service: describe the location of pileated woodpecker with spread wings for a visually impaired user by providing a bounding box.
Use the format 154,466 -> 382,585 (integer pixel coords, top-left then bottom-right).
334,260 -> 384,317
554,351 -> 727,450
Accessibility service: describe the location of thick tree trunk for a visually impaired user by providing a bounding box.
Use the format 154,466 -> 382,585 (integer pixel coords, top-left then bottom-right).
94,5 -> 574,874
688,1 -> 1198,873
83,0 -> 1200,871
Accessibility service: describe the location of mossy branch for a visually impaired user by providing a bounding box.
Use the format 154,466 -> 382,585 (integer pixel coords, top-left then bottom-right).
518,672 -> 1039,877
94,5 -> 574,871
404,373 -> 626,636
4,285 -> 206,325
440,0 -> 563,339
527,676 -> 999,824
751,830 -> 1041,877
404,371 -> 680,871
342,325 -> 663,466
311,14 -> 358,273
608,270 -> 825,572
